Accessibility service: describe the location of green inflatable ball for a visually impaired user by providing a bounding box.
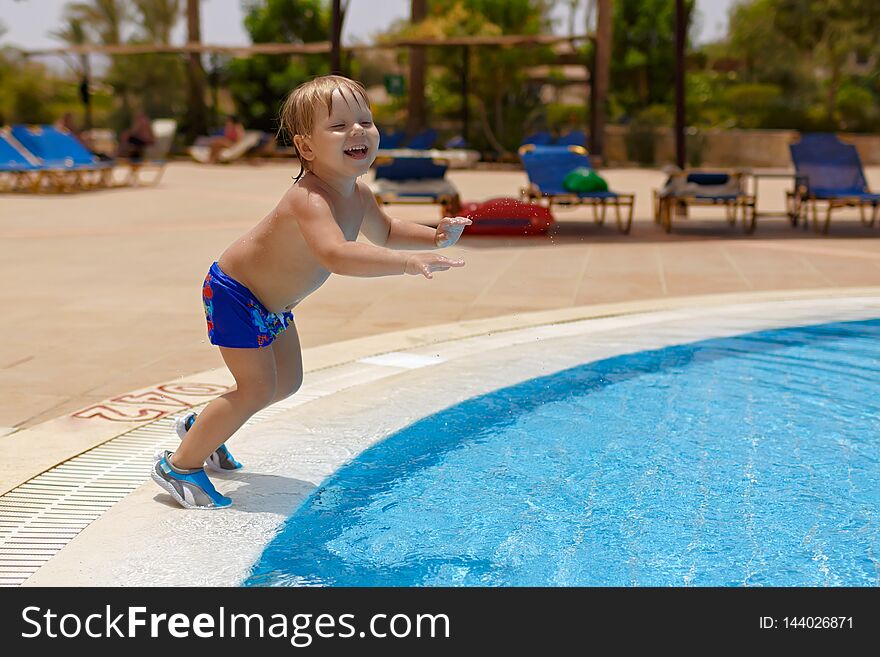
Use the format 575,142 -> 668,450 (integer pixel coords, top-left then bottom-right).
563,167 -> 608,193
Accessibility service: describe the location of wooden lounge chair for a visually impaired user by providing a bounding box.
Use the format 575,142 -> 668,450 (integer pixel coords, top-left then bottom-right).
404,128 -> 438,150
10,125 -> 116,191
0,128 -> 46,193
557,130 -> 587,146
368,155 -> 462,216
187,130 -> 262,164
118,118 -> 176,186
378,127 -> 406,149
521,131 -> 555,146
518,144 -> 634,234
788,133 -> 880,234
653,168 -> 756,233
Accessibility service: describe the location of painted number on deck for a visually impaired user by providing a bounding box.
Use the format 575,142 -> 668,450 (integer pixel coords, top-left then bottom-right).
72,383 -> 229,422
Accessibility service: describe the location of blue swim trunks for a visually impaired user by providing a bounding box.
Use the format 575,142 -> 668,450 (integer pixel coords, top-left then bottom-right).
202,262 -> 293,348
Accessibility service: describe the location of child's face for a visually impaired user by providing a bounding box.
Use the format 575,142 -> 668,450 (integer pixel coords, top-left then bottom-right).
301,87 -> 379,178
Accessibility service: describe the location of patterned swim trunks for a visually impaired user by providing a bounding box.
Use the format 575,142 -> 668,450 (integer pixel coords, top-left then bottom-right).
202,262 -> 293,348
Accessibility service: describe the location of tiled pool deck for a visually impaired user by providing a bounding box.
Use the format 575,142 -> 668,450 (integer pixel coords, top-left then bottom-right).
2,162 -> 880,584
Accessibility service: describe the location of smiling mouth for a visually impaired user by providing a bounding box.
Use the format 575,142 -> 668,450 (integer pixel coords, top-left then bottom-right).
344,145 -> 369,159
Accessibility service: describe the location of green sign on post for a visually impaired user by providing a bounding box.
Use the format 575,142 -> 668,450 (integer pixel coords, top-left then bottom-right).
384,74 -> 405,96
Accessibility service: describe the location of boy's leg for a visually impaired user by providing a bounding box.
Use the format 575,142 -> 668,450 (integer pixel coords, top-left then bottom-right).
270,320 -> 304,403
175,411 -> 243,472
171,345 -> 276,470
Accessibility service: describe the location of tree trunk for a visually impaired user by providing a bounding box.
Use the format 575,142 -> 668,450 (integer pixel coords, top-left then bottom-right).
674,0 -> 686,169
494,87 -> 503,139
826,47 -> 843,126
186,0 -> 208,138
331,0 -> 343,75
590,0 -> 612,160
407,0 -> 428,135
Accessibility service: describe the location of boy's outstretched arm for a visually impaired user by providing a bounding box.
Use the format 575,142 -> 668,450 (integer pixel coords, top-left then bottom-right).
359,184 -> 471,250
292,188 -> 464,279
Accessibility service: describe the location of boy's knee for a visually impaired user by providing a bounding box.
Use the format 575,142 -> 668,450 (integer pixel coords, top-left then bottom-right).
275,375 -> 303,402
236,383 -> 276,413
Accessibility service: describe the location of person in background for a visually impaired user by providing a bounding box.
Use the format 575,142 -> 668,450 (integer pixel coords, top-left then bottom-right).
207,114 -> 246,163
55,111 -> 84,144
119,111 -> 155,161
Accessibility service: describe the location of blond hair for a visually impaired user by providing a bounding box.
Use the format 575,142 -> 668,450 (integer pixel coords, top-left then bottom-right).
278,75 -> 371,176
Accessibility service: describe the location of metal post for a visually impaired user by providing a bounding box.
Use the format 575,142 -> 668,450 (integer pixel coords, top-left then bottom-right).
675,0 -> 686,169
590,0 -> 611,160
80,54 -> 92,131
186,0 -> 208,137
331,0 -> 342,75
461,46 -> 469,143
407,0 -> 428,134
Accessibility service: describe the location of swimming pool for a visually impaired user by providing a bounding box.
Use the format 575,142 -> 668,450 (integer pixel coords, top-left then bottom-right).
245,318 -> 880,587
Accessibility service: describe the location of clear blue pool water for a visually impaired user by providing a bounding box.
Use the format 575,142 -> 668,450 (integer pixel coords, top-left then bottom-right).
245,319 -> 880,587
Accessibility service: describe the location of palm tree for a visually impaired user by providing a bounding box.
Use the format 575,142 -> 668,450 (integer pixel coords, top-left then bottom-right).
51,13 -> 94,129
61,1 -> 130,129
50,13 -> 89,47
67,0 -> 128,45
132,0 -> 181,43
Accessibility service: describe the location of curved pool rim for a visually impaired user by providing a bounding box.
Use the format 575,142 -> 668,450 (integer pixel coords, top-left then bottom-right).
19,290 -> 880,586
247,316 -> 880,586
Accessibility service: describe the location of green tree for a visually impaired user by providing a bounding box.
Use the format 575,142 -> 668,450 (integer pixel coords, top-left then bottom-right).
773,0 -> 871,125
132,0 -> 180,42
58,0 -> 131,129
111,0 -> 186,122
836,82 -> 876,131
52,0 -> 187,128
226,0 -> 331,135
727,0 -> 808,91
66,0 -> 128,45
0,47 -> 77,124
684,0 -> 880,131
610,0 -> 695,116
384,0 -> 554,153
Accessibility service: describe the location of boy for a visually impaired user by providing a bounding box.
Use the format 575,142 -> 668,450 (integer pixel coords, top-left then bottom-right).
152,75 -> 471,509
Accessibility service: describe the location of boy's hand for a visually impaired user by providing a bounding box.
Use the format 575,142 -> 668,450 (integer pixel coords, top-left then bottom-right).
405,253 -> 465,279
434,216 -> 473,248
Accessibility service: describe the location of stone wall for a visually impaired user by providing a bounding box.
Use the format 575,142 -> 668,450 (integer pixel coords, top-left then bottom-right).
603,126 -> 880,167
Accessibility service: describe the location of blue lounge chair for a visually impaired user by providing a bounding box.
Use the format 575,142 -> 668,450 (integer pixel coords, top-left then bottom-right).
518,144 -> 634,233
788,133 -> 880,233
405,128 -> 437,150
654,169 -> 756,233
378,127 -> 406,149
557,130 -> 587,146
445,135 -> 467,149
369,155 -> 461,216
11,125 -> 114,190
521,131 -> 554,146
0,128 -> 45,193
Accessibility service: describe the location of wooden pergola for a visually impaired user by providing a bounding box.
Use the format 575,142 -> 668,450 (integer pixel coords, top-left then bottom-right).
23,33 -> 599,156
21,1 -> 691,166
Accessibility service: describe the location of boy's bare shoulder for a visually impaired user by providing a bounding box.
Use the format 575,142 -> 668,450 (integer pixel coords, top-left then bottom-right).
280,179 -> 333,219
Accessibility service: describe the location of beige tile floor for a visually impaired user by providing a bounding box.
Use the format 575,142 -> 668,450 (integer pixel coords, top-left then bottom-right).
2,162 -> 880,432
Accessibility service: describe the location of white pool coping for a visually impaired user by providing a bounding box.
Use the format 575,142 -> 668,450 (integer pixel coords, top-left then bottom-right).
22,292 -> 880,586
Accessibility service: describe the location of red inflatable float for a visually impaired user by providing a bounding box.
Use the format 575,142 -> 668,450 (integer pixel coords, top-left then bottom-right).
458,197 -> 555,236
